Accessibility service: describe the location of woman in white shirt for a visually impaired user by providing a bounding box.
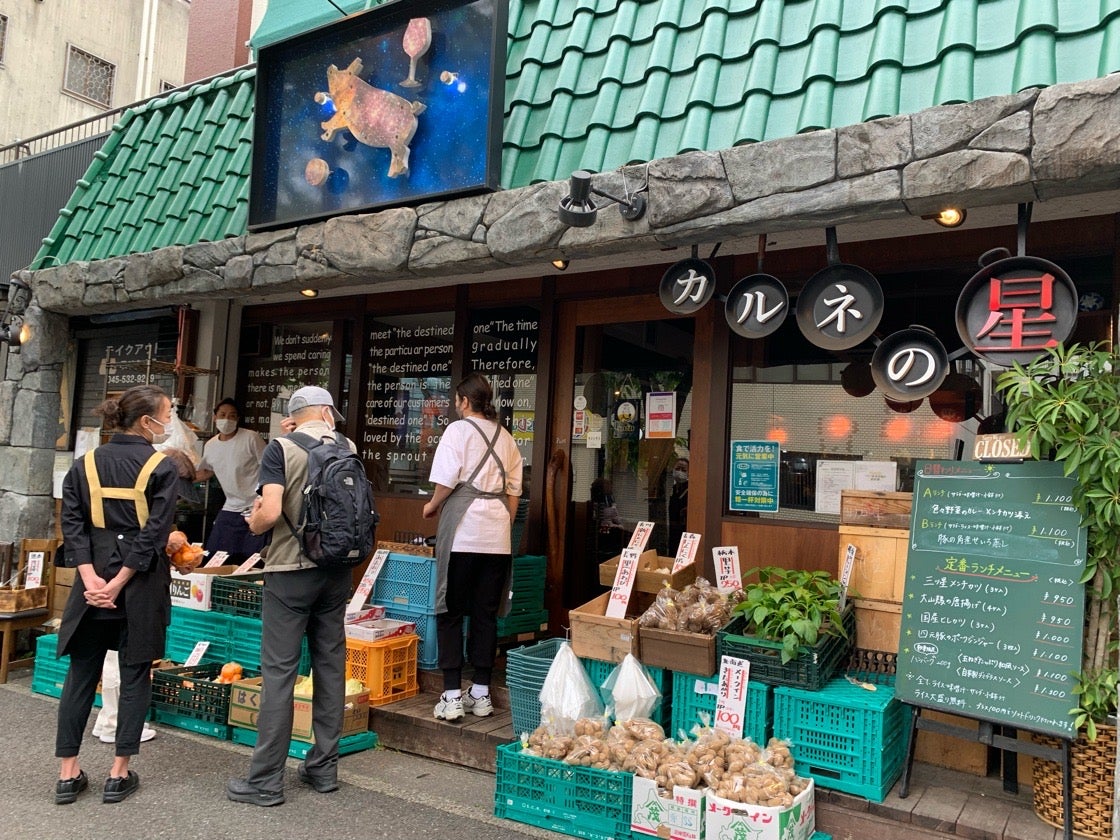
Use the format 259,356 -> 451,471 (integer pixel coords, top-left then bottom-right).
422,374 -> 523,722
195,398 -> 267,562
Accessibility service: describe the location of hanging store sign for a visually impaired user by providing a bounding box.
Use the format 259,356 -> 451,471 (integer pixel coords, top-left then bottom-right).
724,273 -> 788,338
796,227 -> 884,351
659,258 -> 716,315
870,326 -> 949,401
955,250 -> 1078,368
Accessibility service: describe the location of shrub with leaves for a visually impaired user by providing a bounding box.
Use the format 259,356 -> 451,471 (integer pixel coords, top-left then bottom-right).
731,567 -> 847,663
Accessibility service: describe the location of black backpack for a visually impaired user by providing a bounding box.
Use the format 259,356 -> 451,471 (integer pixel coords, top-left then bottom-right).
282,431 -> 379,567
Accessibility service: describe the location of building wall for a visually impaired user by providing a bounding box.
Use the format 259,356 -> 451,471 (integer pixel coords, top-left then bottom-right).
183,0 -> 254,84
0,0 -> 189,144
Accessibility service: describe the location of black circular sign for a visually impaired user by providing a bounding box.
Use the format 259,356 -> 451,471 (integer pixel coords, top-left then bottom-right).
724,274 -> 789,338
955,255 -> 1078,368
660,258 -> 716,315
871,327 -> 950,401
796,264 -> 884,350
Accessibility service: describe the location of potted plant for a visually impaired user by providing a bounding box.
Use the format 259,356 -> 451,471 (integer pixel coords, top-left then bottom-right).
997,342 -> 1120,838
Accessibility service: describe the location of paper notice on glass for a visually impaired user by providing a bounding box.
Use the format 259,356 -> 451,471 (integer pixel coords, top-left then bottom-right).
347,548 -> 390,618
587,429 -> 602,449
605,547 -> 640,618
673,532 -> 701,572
75,428 -> 100,459
853,460 -> 898,491
814,460 -> 854,515
628,521 -> 655,552
645,391 -> 676,439
712,546 -> 742,591
714,655 -> 752,739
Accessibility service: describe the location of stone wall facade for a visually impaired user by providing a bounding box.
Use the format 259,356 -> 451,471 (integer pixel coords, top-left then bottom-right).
2,74 -> 1119,541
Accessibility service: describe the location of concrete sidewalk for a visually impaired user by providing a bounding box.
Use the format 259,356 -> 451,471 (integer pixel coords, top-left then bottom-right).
0,672 -> 552,840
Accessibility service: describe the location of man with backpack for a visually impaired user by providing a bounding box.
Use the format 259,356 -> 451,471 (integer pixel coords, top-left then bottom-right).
227,386 -> 376,806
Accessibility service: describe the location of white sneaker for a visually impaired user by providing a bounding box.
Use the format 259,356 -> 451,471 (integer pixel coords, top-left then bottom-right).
462,688 -> 493,717
99,726 -> 157,744
434,693 -> 464,721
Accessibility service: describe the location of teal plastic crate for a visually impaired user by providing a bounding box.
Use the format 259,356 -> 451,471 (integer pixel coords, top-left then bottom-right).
506,637 -> 566,680
31,634 -> 103,706
169,605 -> 232,640
507,678 -> 544,736
209,573 -> 265,619
582,656 -> 671,729
153,707 -> 232,740
494,742 -> 633,840
372,552 -> 438,611
230,726 -> 378,758
812,833 -> 833,840
379,603 -> 437,670
497,608 -> 549,637
164,626 -> 229,665
773,676 -> 910,802
670,671 -> 771,744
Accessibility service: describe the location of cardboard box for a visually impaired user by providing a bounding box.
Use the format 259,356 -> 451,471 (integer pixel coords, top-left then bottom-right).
569,591 -> 652,663
704,779 -> 815,840
170,566 -> 253,611
599,549 -> 698,593
639,626 -> 717,676
344,616 -> 416,643
228,676 -> 370,742
631,775 -> 705,839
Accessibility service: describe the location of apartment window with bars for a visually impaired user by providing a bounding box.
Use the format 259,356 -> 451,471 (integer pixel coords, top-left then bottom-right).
160,80 -> 177,93
63,45 -> 115,107
0,15 -> 8,65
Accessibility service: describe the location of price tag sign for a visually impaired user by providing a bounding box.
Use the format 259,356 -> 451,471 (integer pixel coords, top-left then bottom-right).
839,544 -> 856,611
204,550 -> 229,568
714,654 -> 752,738
25,551 -> 44,588
628,521 -> 655,552
234,553 -> 263,574
347,548 -> 390,618
184,640 -> 210,667
673,532 -> 701,573
605,547 -> 640,618
712,546 -> 742,592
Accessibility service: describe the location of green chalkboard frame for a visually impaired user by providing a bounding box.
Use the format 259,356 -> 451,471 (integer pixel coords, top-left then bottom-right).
896,459 -> 1087,740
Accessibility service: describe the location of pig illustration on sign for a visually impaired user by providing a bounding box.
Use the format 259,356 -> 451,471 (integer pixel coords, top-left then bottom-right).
315,57 -> 425,178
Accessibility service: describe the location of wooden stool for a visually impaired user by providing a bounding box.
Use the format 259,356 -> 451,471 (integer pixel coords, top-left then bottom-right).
0,608 -> 47,683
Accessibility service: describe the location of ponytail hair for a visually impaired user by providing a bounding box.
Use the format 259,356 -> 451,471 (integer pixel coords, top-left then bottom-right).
94,384 -> 168,431
456,373 -> 497,421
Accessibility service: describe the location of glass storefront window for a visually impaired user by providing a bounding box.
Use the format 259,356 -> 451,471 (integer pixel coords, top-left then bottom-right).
239,321 -> 333,437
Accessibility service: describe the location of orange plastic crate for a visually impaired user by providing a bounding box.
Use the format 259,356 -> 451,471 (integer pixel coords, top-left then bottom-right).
345,633 -> 419,706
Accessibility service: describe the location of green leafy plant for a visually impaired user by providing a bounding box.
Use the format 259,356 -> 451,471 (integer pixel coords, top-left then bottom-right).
1070,667 -> 1118,741
731,567 -> 848,663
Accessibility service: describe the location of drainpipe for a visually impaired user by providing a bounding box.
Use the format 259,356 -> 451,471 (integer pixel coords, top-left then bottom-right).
134,0 -> 159,100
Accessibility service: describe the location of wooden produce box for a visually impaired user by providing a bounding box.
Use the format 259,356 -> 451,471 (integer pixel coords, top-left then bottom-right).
569,592 -> 653,664
0,585 -> 47,612
837,525 -> 908,603
638,626 -> 716,676
852,599 -> 901,653
840,490 -> 912,529
598,549 -> 697,593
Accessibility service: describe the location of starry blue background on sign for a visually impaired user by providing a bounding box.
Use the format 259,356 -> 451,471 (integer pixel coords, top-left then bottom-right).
255,0 -> 500,227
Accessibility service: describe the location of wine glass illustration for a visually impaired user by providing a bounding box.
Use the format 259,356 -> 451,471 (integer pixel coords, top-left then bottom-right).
400,17 -> 432,89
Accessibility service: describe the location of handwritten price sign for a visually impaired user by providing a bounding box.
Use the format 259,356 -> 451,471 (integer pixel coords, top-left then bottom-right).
204,550 -> 229,568
673,532 -> 701,573
714,654 -> 752,738
628,521 -> 655,552
347,548 -> 390,618
712,546 -> 742,591
605,547 -> 641,618
839,544 -> 856,611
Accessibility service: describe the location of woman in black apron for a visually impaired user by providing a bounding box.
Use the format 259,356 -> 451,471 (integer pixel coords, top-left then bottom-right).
422,374 -> 524,722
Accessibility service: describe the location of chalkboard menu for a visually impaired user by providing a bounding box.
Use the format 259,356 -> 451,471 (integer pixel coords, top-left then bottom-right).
896,460 -> 1086,738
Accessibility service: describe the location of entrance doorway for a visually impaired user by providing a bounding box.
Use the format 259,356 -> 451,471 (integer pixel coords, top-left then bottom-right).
548,297 -> 695,611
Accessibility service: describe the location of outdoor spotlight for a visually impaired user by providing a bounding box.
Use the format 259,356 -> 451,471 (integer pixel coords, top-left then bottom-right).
551,259 -> 569,271
922,208 -> 967,228
299,288 -> 319,298
0,319 -> 28,352
557,169 -> 647,228
7,275 -> 31,317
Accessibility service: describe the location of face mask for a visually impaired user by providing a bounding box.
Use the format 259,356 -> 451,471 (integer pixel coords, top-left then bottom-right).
148,416 -> 171,445
673,469 -> 688,483
215,418 -> 237,435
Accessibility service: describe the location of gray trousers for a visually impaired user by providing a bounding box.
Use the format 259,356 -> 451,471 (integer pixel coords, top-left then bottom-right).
247,566 -> 351,793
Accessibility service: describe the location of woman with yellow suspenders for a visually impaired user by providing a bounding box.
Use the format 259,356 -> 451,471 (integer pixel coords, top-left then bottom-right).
54,385 -> 181,805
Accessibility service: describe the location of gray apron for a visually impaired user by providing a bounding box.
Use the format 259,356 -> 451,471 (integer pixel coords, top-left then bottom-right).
434,419 -> 510,614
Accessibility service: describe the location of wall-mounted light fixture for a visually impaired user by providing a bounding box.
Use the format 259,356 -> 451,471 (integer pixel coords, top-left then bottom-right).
551,259 -> 569,271
299,288 -> 319,298
0,276 -> 32,352
558,170 -> 646,228
922,208 -> 967,228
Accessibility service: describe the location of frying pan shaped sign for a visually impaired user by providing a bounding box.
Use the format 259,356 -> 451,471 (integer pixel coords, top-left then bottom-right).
871,326 -> 950,402
660,258 -> 716,315
796,228 -> 884,351
725,273 -> 789,338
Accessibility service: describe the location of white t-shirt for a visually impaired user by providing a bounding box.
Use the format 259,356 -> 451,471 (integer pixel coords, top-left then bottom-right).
428,417 -> 524,554
198,426 -> 267,512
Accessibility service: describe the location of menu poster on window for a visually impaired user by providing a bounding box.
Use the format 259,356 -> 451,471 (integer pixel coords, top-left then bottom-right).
363,318 -> 454,488
815,459 -> 897,514
728,440 -> 779,512
241,324 -> 332,433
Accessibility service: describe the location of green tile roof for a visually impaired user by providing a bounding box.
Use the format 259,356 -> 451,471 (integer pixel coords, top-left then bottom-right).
33,1 -> 1120,269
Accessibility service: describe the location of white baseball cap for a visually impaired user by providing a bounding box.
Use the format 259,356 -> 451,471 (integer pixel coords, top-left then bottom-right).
287,386 -> 343,420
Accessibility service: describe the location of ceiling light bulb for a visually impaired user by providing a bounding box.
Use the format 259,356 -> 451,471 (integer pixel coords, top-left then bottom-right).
930,208 -> 967,228
300,288 -> 319,298
552,259 -> 569,271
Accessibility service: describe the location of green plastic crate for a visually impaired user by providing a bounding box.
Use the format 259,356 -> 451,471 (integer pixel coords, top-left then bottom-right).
169,605 -> 232,640
153,707 -> 232,740
151,663 -> 257,725
494,742 -> 633,840
372,552 -> 438,611
497,608 -> 549,637
670,672 -> 771,744
718,605 -> 855,690
582,656 -> 671,729
163,626 -> 229,665
773,676 -> 910,802
209,573 -> 265,619
30,634 -> 102,706
230,726 -> 378,758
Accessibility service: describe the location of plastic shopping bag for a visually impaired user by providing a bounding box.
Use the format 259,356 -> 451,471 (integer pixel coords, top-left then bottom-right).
538,641 -> 604,735
602,653 -> 661,722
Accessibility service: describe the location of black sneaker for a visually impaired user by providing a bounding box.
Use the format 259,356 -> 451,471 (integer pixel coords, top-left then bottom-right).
102,770 -> 139,804
55,770 -> 88,805
226,778 -> 285,807
297,762 -> 339,793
